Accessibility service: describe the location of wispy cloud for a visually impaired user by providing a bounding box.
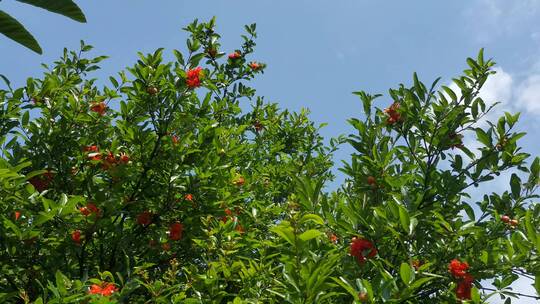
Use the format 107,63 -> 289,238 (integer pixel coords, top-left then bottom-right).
464,0 -> 540,42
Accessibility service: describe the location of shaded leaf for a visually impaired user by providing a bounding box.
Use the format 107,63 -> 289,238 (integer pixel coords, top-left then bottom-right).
0,10 -> 42,54
17,0 -> 86,22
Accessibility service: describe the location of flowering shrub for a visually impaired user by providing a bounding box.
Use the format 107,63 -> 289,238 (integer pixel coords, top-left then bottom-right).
0,18 -> 539,303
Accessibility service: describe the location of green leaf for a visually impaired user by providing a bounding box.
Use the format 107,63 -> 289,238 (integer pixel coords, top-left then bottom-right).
398,205 -> 411,235
299,214 -> 324,225
525,211 -> 538,248
3,218 -> 22,238
0,74 -> 11,89
466,58 -> 480,71
21,111 -> 29,126
271,225 -> 295,246
471,286 -> 480,303
475,128 -> 491,147
413,72 -> 424,98
109,76 -> 119,88
442,86 -> 457,101
534,275 -> 540,297
531,157 -> 540,177
471,99 -> 479,118
173,49 -> 185,65
0,10 -> 42,54
409,277 -> 434,290
510,173 -> 521,198
331,277 -> 358,299
477,48 -> 484,66
34,213 -> 54,226
400,262 -> 414,285
189,53 -> 205,67
16,0 -> 86,22
463,203 -> 476,221
55,270 -> 67,295
298,229 -> 322,242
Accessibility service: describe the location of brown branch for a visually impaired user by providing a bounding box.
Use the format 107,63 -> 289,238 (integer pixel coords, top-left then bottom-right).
481,287 -> 540,300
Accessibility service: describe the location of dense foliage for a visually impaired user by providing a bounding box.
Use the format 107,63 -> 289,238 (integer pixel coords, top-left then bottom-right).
1,18 -> 539,303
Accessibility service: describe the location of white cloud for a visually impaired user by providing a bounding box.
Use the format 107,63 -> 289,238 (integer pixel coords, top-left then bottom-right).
447,67 -> 514,118
477,67 -> 515,123
477,68 -> 513,109
464,0 -> 540,42
516,74 -> 540,114
448,65 -> 540,122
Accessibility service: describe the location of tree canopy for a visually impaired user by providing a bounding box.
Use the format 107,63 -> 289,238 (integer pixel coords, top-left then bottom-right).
0,18 -> 539,303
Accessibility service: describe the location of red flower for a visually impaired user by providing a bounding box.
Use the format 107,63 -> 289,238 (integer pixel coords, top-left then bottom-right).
90,102 -> 107,116
501,215 -> 510,223
89,284 -> 102,295
162,242 -> 171,251
235,223 -> 245,233
412,259 -> 422,270
106,151 -> 116,164
461,273 -> 474,284
358,292 -> 368,302
350,237 -> 377,263
71,230 -> 82,244
448,259 -> 469,278
101,283 -> 118,296
184,194 -> 193,201
456,274 -> 474,300
87,152 -> 101,161
89,282 -> 118,296
101,151 -> 117,169
228,51 -> 241,60
233,176 -> 245,186
119,152 -> 130,164
186,67 -> 203,88
329,233 -> 338,244
249,62 -> 261,70
137,211 -> 152,226
383,102 -> 402,125
171,135 -> 179,145
224,208 -> 233,216
14,211 -> 21,221
29,171 -> 54,192
169,222 -> 183,241
84,145 -> 99,153
80,203 -> 100,217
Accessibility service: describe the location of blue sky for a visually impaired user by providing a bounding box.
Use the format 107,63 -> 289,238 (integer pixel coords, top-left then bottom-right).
1,1 -> 539,302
